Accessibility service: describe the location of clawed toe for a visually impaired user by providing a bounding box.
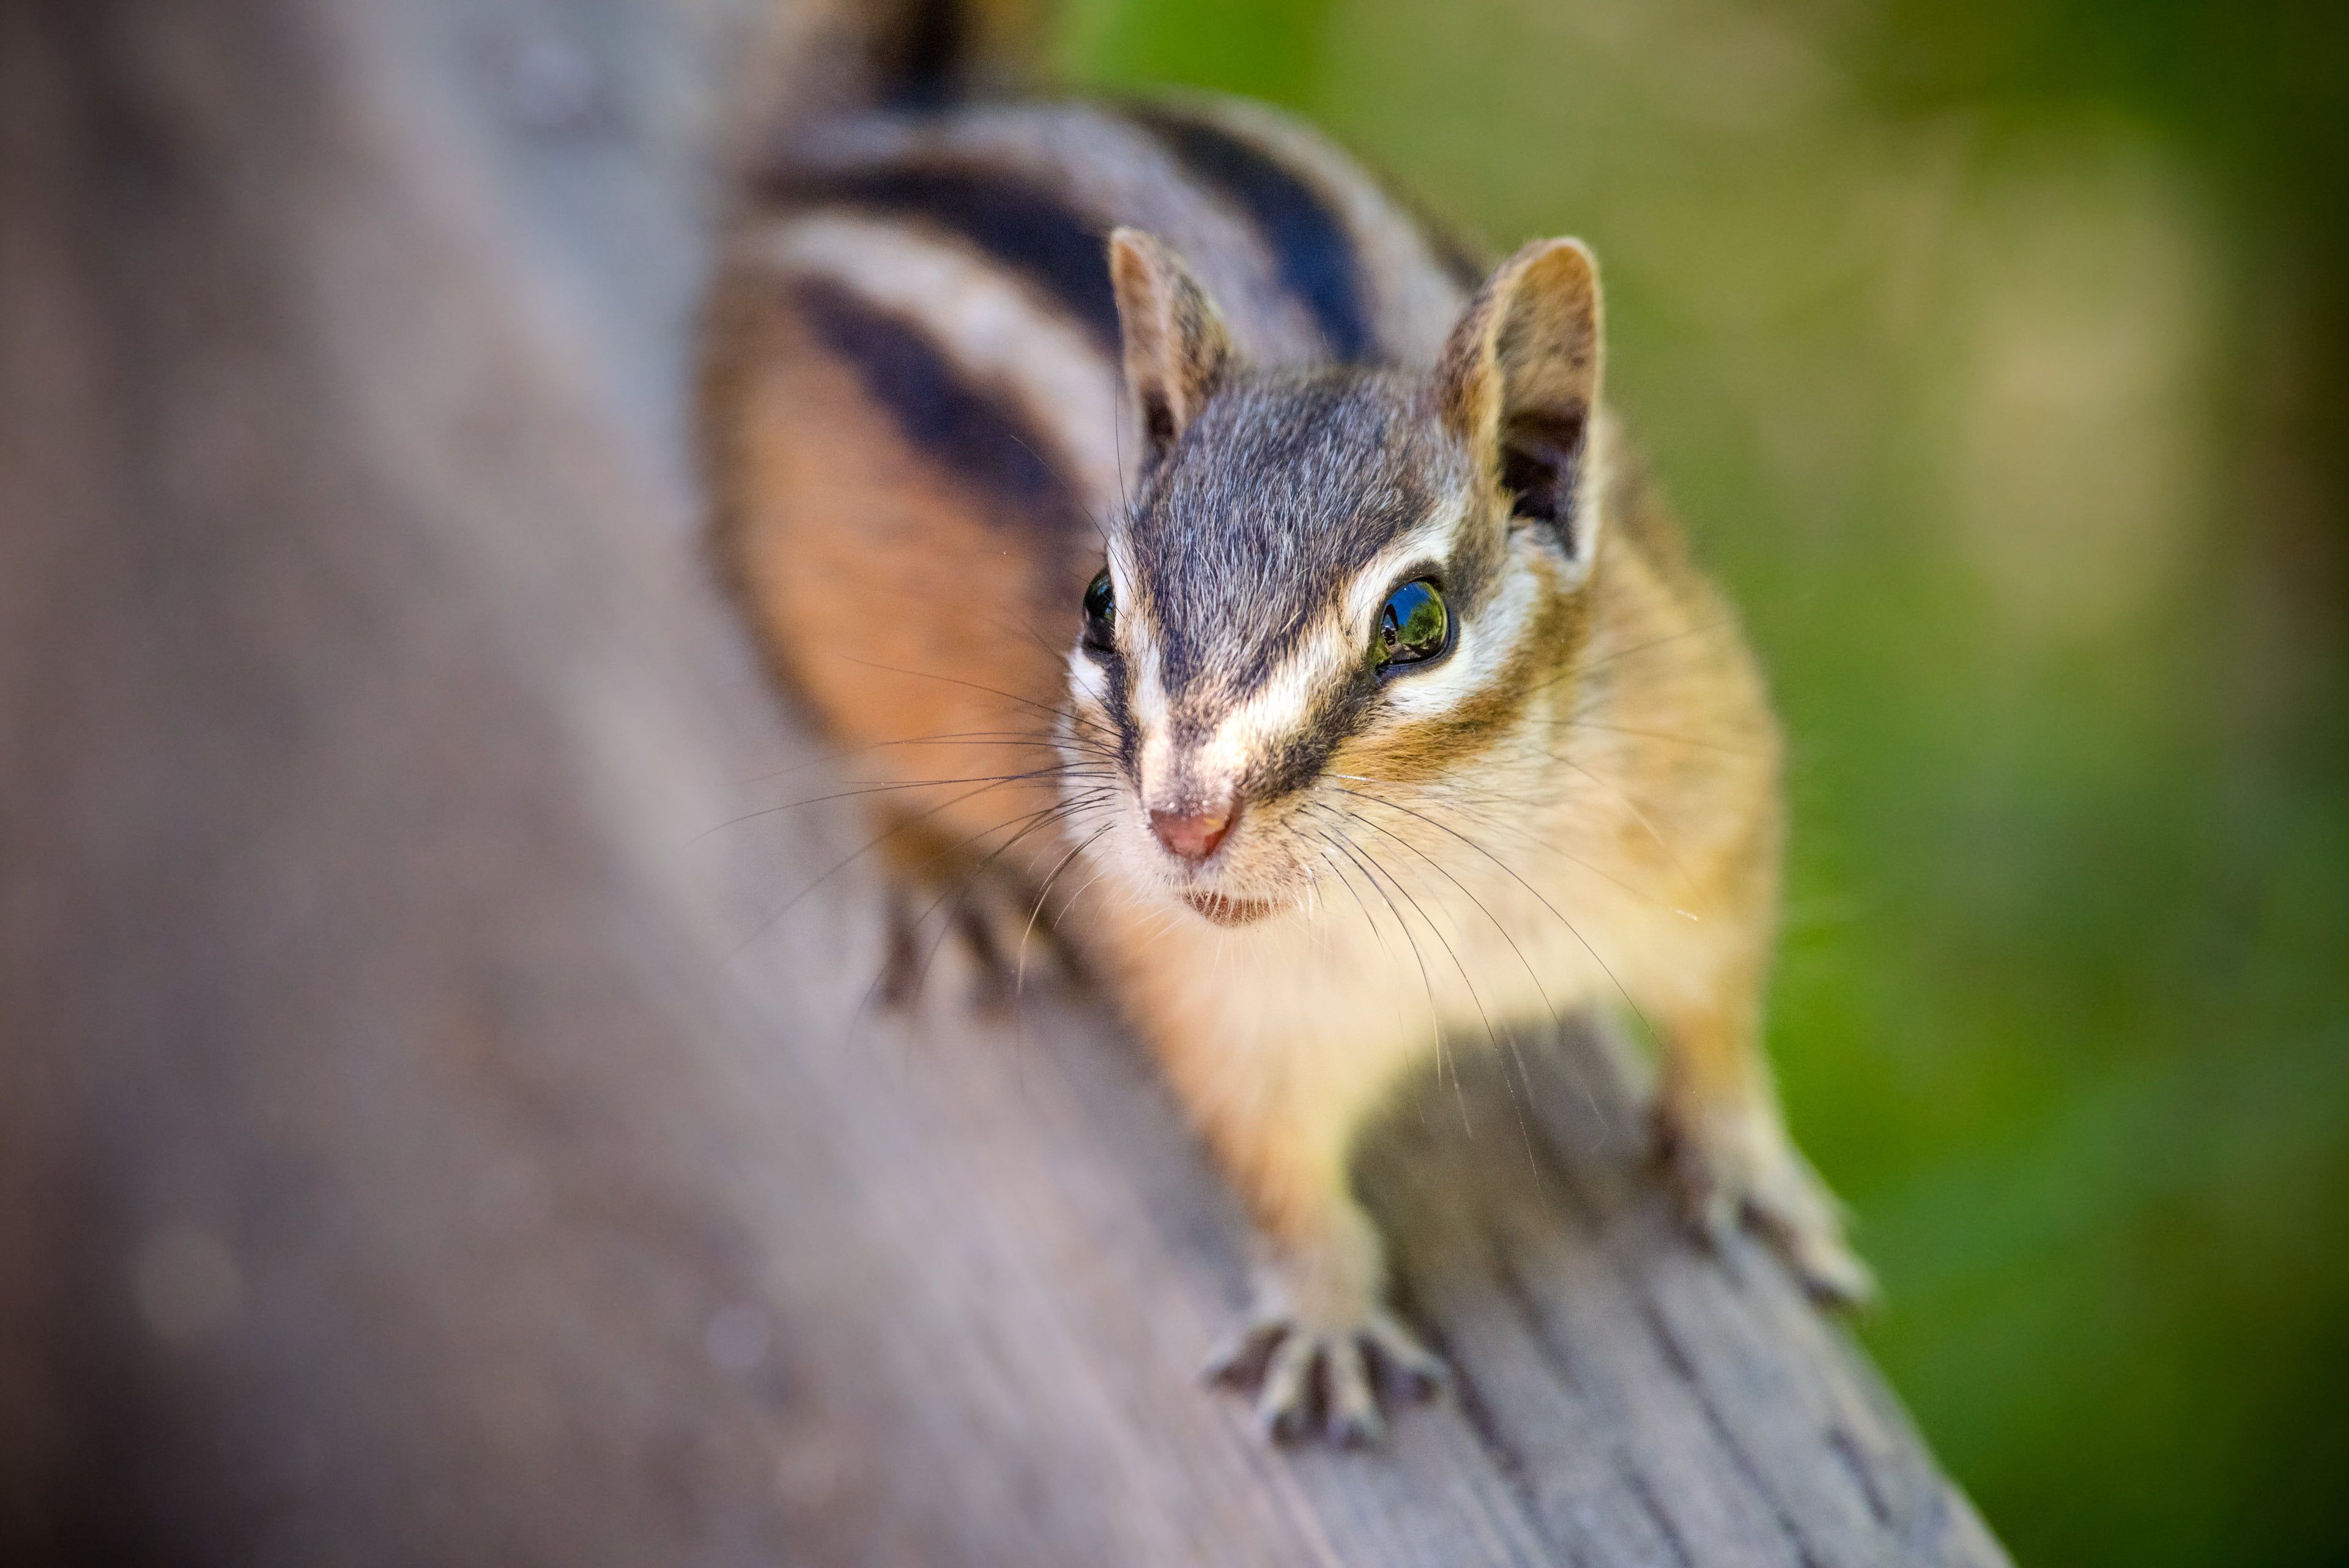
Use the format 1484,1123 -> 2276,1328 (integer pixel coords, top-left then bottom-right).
1658,1102 -> 1876,1312
1362,1307 -> 1449,1397
1321,1338 -> 1385,1446
1206,1306 -> 1445,1446
1254,1332 -> 1321,1443
1774,1221 -> 1876,1308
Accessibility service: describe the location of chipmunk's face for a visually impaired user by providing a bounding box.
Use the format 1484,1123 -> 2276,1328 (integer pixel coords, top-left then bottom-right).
1063,232 -> 1605,926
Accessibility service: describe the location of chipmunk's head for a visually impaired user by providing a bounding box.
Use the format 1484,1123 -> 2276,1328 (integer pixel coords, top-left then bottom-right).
1064,229 -> 1608,926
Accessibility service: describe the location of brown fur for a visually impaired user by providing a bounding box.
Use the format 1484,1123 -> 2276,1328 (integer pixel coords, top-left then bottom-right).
699,61 -> 1868,1447
701,266 -> 1091,889
1335,562 -> 1589,785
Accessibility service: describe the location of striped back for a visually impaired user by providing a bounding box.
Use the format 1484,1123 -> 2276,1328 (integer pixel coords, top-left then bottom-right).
735,94 -> 1487,527
703,86 -> 1635,912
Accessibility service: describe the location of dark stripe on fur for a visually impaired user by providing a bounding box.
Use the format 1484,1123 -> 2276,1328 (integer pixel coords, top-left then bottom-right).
1249,675 -> 1373,804
878,0 -> 965,108
1124,105 -> 1376,363
790,275 -> 1083,526
768,165 -> 1121,349
1137,372 -> 1440,708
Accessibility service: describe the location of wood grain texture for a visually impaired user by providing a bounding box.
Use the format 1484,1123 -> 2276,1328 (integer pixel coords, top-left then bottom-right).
0,0 -> 2010,1563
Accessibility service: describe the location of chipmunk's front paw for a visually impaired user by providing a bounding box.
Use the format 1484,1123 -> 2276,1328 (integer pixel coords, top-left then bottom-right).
876,875 -> 1077,1013
1658,1097 -> 1876,1309
1205,1298 -> 1447,1447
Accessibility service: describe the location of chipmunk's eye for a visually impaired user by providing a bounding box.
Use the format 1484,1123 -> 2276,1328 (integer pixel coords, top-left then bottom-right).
1082,569 -> 1117,654
1374,579 -> 1449,673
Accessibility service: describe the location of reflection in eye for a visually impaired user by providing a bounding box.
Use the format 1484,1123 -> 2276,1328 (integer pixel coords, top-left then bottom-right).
1375,580 -> 1449,672
1082,569 -> 1116,655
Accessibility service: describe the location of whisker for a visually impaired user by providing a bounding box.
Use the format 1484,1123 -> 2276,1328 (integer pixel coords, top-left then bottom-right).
852,789 -> 1115,1038
725,770 -> 1091,964
830,653 -> 1118,741
698,763 -> 1113,842
1308,823 -> 1445,1067
1553,717 -> 1764,759
1330,782 -> 1664,911
1325,784 -> 1655,1039
1317,822 -> 1479,1126
985,604 -> 1088,672
1049,863 -> 1116,931
1523,617 -> 1739,699
859,726 -> 1120,757
1319,811 -> 1503,1059
1015,820 -> 1116,999
728,727 -> 1124,793
1315,798 -> 1560,1024
1548,753 -> 1709,916
1307,833 -> 1388,960
1303,827 -> 1462,1115
1311,799 -> 1547,1176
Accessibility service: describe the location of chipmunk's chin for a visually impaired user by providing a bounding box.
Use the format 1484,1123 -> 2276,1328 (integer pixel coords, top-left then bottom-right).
1179,890 -> 1281,927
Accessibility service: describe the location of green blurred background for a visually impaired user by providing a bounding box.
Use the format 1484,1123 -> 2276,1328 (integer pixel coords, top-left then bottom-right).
1056,1 -> 2348,1562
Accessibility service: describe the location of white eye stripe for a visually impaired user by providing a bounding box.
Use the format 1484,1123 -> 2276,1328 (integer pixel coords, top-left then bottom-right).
1064,648 -> 1111,713
1100,497 -> 1552,782
1339,498 -> 1471,637
1375,540 -> 1545,721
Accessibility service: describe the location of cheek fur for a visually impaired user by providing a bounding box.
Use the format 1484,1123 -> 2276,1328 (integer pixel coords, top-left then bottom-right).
1065,648 -> 1110,707
1335,557 -> 1566,786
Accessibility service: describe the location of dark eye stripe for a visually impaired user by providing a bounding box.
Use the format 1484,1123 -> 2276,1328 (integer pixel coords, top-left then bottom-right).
1122,105 -> 1376,365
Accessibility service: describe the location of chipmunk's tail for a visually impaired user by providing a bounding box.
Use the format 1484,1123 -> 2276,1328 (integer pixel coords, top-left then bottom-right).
755,0 -> 1050,128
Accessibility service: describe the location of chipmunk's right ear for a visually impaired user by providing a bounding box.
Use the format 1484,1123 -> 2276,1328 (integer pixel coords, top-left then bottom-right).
1108,228 -> 1233,472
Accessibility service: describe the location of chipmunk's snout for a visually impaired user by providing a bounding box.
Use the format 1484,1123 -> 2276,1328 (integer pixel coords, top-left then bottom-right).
1149,800 -> 1236,863
1137,728 -> 1243,868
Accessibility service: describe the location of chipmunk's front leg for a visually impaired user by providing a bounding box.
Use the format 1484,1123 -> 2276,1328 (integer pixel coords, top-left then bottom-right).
1652,956 -> 1874,1306
1170,1040 -> 1446,1445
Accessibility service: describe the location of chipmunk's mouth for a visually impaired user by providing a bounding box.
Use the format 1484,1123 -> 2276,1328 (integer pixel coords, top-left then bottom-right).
1181,890 -> 1278,927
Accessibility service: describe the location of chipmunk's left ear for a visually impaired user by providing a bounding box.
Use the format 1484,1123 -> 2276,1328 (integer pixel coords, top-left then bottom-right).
1108,228 -> 1234,474
1434,237 -> 1604,574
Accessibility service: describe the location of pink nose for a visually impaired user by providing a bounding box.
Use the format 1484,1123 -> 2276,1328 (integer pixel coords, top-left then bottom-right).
1149,802 -> 1235,863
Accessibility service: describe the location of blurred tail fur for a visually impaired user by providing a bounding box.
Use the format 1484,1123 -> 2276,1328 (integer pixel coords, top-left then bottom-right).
746,0 -> 1050,134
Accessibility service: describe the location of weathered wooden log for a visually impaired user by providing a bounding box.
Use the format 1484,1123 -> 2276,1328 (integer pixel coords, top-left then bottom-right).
0,0 -> 2009,1562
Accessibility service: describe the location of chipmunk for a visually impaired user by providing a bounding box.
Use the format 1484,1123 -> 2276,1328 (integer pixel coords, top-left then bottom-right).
699,0 -> 1871,1445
